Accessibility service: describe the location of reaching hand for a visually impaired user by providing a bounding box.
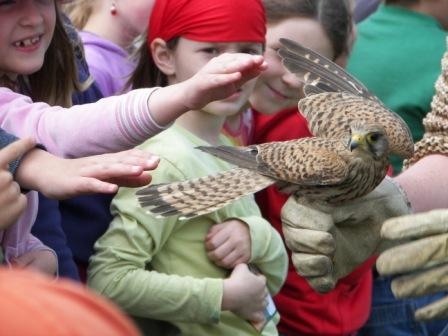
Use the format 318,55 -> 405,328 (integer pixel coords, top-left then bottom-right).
205,219 -> 251,269
16,148 -> 160,199
0,138 -> 35,230
182,53 -> 267,110
281,177 -> 412,293
377,209 -> 448,321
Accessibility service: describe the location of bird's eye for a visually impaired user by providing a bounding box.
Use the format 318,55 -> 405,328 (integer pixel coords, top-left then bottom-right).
367,133 -> 380,142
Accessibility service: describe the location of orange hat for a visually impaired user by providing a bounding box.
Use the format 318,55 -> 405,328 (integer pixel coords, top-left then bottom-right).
0,268 -> 140,336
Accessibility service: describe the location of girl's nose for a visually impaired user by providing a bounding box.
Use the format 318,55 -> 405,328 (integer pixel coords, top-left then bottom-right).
19,2 -> 45,26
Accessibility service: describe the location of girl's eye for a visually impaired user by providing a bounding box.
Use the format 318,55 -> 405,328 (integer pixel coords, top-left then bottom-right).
201,48 -> 219,55
242,48 -> 262,55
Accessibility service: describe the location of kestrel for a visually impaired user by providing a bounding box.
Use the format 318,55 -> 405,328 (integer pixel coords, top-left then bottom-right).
136,38 -> 413,218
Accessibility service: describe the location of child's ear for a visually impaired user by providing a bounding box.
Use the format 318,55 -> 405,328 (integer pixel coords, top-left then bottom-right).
150,38 -> 175,76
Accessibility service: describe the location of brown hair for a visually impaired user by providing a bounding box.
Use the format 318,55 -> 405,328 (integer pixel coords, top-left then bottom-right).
128,35 -> 180,89
263,0 -> 352,61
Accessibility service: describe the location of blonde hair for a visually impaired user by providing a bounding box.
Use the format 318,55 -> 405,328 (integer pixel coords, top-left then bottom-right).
61,0 -> 95,30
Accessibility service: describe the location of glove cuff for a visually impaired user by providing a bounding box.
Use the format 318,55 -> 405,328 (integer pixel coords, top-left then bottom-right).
384,176 -> 413,212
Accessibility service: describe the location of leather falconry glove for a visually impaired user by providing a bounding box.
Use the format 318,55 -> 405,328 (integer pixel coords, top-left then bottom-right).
377,209 -> 448,321
281,176 -> 412,293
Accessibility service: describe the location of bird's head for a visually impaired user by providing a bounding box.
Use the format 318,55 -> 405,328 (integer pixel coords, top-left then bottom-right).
349,122 -> 389,159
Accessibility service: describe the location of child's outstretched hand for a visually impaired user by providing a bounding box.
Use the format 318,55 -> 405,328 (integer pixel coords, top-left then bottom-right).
16,148 -> 160,199
183,53 -> 267,110
0,138 -> 34,230
222,264 -> 268,323
205,219 -> 251,269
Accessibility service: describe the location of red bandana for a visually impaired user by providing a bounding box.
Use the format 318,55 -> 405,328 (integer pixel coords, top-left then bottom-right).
148,0 -> 266,46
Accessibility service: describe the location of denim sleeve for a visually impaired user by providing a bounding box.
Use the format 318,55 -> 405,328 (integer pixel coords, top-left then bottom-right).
0,128 -> 20,175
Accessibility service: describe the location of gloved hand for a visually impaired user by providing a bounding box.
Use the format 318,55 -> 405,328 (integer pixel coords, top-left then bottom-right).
376,209 -> 448,321
281,176 -> 412,293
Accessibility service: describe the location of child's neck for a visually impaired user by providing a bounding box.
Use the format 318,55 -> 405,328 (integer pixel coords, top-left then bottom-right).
176,110 -> 227,145
84,15 -> 133,50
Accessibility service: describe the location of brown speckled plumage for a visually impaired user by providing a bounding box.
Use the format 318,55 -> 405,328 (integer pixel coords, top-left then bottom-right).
136,39 -> 414,218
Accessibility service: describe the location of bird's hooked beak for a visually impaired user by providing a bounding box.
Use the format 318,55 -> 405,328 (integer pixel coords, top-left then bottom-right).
350,134 -> 366,151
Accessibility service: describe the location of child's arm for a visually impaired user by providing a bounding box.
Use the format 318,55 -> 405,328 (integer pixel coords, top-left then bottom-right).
15,147 -> 159,199
0,54 -> 266,158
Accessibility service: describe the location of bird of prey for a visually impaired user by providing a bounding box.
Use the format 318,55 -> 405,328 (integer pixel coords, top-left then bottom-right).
136,38 -> 414,219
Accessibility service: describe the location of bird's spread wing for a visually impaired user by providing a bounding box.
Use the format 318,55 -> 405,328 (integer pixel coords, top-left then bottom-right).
278,38 -> 414,159
199,138 -> 350,186
278,38 -> 379,102
255,138 -> 350,185
136,168 -> 275,219
196,145 -> 275,175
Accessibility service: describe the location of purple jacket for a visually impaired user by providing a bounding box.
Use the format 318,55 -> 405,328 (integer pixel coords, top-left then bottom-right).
80,31 -> 135,97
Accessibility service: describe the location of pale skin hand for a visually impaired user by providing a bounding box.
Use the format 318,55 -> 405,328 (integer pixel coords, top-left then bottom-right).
15,148 -> 160,200
0,138 -> 35,230
148,53 -> 267,126
222,264 -> 268,322
205,219 -> 251,269
10,249 -> 57,276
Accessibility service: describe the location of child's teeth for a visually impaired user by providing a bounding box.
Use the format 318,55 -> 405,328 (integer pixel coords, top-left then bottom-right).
14,37 -> 39,47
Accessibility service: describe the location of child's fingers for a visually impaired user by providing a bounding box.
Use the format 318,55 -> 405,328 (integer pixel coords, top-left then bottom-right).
80,163 -> 146,180
75,178 -> 119,195
84,150 -> 160,171
0,138 -> 35,168
205,227 -> 229,250
73,173 -> 153,197
207,240 -> 234,260
214,53 -> 264,73
105,174 -> 152,188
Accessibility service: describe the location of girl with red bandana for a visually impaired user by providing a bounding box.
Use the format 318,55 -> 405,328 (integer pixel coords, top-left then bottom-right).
87,0 -> 288,335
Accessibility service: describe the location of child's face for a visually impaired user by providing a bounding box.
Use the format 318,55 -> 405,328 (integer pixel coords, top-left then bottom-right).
170,37 -> 263,117
250,17 -> 334,115
0,0 -> 56,78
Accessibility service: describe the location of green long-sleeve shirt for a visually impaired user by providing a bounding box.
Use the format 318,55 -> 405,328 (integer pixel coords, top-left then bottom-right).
88,124 -> 288,336
347,4 -> 446,174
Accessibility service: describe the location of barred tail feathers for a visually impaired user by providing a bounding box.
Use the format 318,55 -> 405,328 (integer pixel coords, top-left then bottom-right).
136,168 -> 275,219
278,38 -> 377,101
